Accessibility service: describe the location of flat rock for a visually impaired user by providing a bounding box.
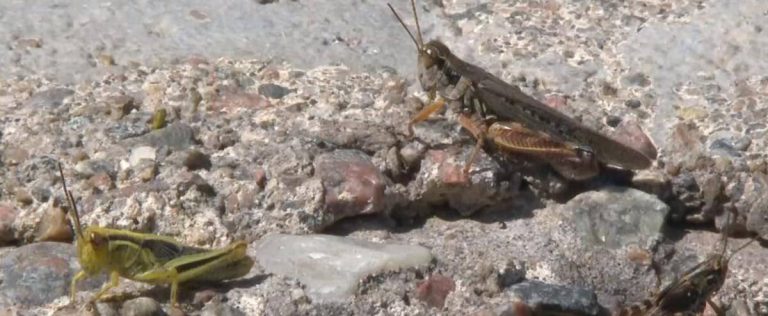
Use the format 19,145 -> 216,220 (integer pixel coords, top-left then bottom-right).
132,123 -> 196,151
564,187 -> 669,249
255,234 -> 432,302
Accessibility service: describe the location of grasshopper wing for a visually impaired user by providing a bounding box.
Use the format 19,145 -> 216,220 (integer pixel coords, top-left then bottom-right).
475,78 -> 653,170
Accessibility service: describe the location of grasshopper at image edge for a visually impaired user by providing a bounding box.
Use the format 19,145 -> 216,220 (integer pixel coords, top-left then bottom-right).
387,0 -> 656,180
58,162 -> 254,308
614,214 -> 762,316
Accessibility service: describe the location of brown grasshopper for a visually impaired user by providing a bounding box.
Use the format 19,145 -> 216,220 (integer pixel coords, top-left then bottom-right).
615,216 -> 759,316
388,1 -> 655,181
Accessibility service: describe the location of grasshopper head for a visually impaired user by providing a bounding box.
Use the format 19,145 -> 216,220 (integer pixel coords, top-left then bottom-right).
388,2 -> 454,95
417,40 -> 453,95
77,227 -> 110,275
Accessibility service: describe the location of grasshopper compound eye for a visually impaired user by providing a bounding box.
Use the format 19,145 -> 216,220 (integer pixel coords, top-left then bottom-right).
91,233 -> 106,247
575,147 -> 595,161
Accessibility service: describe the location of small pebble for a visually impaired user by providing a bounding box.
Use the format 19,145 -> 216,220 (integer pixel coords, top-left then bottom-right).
193,289 -> 218,306
16,37 -> 42,48
129,146 -> 157,167
254,167 -> 267,189
110,95 -> 137,120
184,149 -> 212,171
120,297 -> 163,316
624,99 -> 642,109
15,188 -> 34,205
98,54 -> 116,66
415,274 -> 456,309
88,171 -> 115,193
605,115 -> 622,127
178,173 -> 216,197
499,260 -> 526,288
201,301 -> 245,316
258,83 -> 291,99
136,162 -> 158,182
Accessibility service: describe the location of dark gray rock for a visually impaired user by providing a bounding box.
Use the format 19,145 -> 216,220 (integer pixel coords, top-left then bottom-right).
507,280 -> 601,316
258,83 -> 292,99
107,121 -> 151,140
184,149 -> 212,171
0,242 -> 103,307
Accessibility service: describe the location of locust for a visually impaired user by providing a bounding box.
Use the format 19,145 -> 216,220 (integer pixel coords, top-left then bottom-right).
58,162 -> 254,307
615,215 -> 759,316
388,1 -> 655,180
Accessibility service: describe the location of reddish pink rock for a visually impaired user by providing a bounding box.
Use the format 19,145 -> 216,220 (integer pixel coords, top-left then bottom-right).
314,150 -> 389,219
427,150 -> 469,185
544,94 -> 569,111
415,274 -> 456,309
254,167 -> 267,189
88,171 -> 115,193
0,204 -> 17,244
192,289 -> 218,305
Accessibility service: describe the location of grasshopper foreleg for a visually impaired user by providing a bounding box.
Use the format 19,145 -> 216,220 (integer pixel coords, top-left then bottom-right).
69,270 -> 87,304
408,76 -> 475,137
90,271 -> 121,305
707,298 -> 725,316
408,97 -> 446,137
457,113 -> 489,177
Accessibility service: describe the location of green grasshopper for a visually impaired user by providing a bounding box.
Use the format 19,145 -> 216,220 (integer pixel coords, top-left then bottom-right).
58,163 -> 254,307
388,1 -> 655,180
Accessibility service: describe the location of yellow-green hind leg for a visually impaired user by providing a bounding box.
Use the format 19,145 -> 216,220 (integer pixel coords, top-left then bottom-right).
169,269 -> 180,307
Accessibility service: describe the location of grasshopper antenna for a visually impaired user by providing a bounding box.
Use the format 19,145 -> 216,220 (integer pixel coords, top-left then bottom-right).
728,237 -> 757,261
387,3 -> 421,50
410,0 -> 424,47
721,209 -> 760,261
58,162 -> 83,239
